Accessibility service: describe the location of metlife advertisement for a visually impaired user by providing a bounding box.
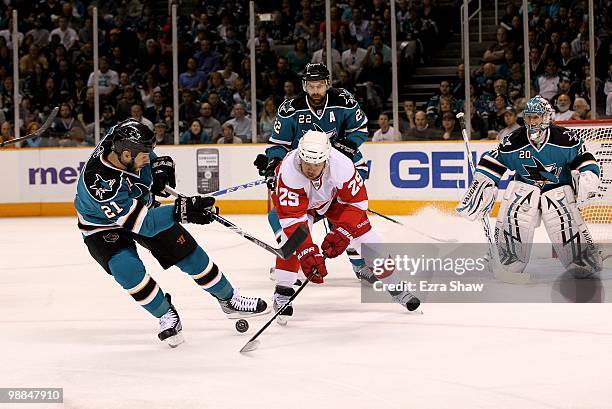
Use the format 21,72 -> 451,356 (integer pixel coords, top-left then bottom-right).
0,141 -> 511,215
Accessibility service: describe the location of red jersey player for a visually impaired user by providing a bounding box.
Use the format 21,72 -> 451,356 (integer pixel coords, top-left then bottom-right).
271,130 -> 420,323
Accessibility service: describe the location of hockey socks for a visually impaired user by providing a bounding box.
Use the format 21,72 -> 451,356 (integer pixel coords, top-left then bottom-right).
108,248 -> 169,318
176,246 -> 233,300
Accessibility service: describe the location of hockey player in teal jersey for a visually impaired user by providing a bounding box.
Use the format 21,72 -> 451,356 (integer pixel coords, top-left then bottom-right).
253,63 -> 371,280
457,96 -> 602,277
75,119 -> 268,347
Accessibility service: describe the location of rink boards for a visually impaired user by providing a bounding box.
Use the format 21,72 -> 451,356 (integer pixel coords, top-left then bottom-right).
0,141 -> 505,217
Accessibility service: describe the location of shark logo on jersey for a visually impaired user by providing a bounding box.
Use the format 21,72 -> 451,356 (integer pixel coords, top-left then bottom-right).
90,174 -> 116,199
501,133 -> 514,147
280,99 -> 295,114
521,157 -> 560,186
565,129 -> 579,142
302,123 -> 338,140
338,89 -> 357,106
125,177 -> 152,204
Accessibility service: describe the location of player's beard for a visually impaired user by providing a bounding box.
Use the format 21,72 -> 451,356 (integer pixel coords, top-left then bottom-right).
308,93 -> 326,108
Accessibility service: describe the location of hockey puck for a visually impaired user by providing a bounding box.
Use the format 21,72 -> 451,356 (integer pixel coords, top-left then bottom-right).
235,319 -> 249,333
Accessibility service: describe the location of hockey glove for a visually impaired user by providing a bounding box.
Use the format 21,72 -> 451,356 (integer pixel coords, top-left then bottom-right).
296,243 -> 328,284
173,196 -> 218,225
151,156 -> 176,197
254,154 -> 268,176
322,225 -> 354,259
264,157 -> 282,191
574,170 -> 600,204
332,137 -> 357,160
456,172 -> 498,221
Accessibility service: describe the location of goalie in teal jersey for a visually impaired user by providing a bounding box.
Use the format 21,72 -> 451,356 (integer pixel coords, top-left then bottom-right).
75,119 -> 268,347
457,96 -> 602,277
253,63 -> 372,281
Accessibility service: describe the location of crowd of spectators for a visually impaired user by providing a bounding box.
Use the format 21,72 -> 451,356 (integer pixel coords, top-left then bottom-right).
395,0 -> 611,142
0,0 -> 609,148
0,0 -> 450,147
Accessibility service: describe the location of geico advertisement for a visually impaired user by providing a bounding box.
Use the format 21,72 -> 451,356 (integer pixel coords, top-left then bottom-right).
2,142 -> 512,204
361,142 -> 513,201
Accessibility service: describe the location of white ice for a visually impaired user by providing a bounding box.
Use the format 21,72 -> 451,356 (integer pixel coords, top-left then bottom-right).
1,210 -> 611,409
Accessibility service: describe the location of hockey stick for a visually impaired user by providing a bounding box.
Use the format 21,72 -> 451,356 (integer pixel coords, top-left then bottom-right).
209,179 -> 266,197
0,106 -> 59,148
456,113 -> 531,284
240,277 -> 311,353
164,186 -> 308,259
366,208 -> 458,243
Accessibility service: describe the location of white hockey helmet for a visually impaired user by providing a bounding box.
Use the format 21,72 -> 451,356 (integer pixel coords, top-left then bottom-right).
298,130 -> 331,164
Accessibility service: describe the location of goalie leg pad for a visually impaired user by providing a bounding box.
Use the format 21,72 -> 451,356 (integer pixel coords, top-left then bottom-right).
493,181 -> 541,274
456,172 -> 498,221
541,185 -> 602,277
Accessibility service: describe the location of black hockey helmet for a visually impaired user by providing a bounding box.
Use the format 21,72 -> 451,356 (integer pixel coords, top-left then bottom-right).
302,63 -> 330,82
111,118 -> 156,156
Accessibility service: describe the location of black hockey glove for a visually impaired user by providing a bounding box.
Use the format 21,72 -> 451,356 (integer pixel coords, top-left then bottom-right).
254,154 -> 268,176
151,156 -> 176,197
332,138 -> 357,160
173,196 -> 218,225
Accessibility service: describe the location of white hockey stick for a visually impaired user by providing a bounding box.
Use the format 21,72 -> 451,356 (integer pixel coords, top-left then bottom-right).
456,113 -> 531,284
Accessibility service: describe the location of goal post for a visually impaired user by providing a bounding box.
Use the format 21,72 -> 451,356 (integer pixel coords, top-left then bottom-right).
556,119 -> 612,243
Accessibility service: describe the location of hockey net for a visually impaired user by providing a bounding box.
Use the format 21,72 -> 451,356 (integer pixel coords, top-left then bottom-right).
556,119 -> 612,243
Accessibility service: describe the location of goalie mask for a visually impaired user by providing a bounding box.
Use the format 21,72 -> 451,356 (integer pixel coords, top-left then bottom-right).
523,96 -> 553,144
302,63 -> 330,107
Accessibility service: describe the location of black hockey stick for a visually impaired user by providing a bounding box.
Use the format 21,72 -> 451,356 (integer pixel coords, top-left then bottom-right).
0,106 -> 59,148
164,186 -> 308,259
240,277 -> 311,353
367,208 -> 458,243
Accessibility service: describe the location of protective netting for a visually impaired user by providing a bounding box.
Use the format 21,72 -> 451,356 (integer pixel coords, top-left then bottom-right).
557,120 -> 612,243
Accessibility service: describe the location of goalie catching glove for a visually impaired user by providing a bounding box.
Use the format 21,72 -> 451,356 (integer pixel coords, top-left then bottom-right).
151,156 -> 176,197
573,170 -> 600,204
173,196 -> 218,225
456,172 -> 498,221
296,242 -> 328,284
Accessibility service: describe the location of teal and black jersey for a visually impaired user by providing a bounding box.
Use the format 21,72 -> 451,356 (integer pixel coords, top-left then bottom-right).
267,87 -> 369,175
74,133 -> 174,238
476,124 -> 600,192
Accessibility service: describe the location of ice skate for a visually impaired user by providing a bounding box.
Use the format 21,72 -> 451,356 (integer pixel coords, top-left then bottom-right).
390,290 -> 421,312
218,289 -> 269,318
353,265 -> 378,284
158,294 -> 184,348
273,285 -> 295,326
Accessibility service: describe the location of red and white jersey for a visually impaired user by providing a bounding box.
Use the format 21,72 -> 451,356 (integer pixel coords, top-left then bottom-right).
272,148 -> 368,233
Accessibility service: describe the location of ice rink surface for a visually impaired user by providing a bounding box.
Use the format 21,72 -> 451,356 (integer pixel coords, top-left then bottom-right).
1,209 -> 612,409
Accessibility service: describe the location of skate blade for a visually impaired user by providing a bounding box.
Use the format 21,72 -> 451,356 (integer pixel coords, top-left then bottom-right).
276,315 -> 288,326
166,332 -> 185,348
239,340 -> 260,353
225,307 -> 271,320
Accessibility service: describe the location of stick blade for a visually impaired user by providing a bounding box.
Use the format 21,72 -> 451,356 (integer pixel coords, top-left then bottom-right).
279,224 -> 309,259
239,340 -> 260,353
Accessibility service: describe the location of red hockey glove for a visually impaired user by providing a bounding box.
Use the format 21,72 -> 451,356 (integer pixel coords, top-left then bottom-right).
296,243 -> 328,284
322,225 -> 354,259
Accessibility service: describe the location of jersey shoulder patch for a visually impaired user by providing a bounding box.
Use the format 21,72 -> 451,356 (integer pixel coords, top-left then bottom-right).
82,156 -> 122,202
327,88 -> 359,109
499,127 -> 529,153
277,94 -> 308,118
547,125 -> 580,147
